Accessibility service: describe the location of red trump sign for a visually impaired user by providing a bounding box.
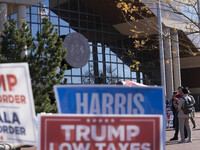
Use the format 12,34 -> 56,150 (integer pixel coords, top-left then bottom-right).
38,115 -> 163,150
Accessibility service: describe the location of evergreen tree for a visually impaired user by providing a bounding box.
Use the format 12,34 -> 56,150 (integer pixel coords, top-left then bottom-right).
0,18 -> 67,113
0,19 -> 33,62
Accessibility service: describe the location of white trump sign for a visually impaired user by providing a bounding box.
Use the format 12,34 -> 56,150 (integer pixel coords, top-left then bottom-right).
0,63 -> 36,145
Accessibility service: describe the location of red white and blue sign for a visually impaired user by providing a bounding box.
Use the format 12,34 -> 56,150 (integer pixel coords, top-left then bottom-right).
0,63 -> 36,145
54,85 -> 165,149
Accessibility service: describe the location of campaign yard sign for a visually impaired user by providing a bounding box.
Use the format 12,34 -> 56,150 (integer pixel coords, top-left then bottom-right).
54,85 -> 165,149
38,115 -> 163,150
0,63 -> 37,145
54,85 -> 164,116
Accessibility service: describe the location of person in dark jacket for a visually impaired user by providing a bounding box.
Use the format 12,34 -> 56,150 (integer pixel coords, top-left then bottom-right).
170,91 -> 179,140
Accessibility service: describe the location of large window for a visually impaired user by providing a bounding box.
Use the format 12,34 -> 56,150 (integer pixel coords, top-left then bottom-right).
9,0 -> 161,85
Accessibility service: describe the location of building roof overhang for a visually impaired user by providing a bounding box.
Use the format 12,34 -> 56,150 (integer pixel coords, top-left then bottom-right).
0,0 -> 44,16
49,0 -> 199,58
81,0 -> 199,53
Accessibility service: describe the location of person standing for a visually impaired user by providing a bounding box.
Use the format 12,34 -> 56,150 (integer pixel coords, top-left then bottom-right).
170,86 -> 187,141
176,88 -> 192,143
170,91 -> 179,140
187,88 -> 197,129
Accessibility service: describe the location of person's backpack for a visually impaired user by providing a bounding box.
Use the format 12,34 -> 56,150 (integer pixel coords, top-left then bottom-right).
182,96 -> 194,114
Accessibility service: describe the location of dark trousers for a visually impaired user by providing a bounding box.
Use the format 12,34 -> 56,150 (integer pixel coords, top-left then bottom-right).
173,110 -> 188,138
173,110 -> 179,138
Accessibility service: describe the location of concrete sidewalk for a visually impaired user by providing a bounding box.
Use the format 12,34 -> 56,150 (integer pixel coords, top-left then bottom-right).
166,112 -> 200,150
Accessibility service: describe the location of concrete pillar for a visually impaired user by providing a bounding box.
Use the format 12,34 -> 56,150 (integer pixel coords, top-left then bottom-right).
0,3 -> 7,40
17,4 -> 27,57
163,28 -> 174,99
17,5 -> 26,27
172,29 -> 181,89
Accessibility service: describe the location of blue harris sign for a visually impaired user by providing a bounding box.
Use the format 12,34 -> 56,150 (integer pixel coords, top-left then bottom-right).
54,85 -> 164,116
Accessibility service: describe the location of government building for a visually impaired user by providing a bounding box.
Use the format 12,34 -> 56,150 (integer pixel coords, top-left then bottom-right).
0,0 -> 200,108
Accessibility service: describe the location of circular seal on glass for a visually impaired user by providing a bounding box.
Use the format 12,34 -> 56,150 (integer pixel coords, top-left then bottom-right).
63,33 -> 90,68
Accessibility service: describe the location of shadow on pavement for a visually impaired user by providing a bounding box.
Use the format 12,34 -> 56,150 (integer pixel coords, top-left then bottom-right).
166,138 -> 200,145
193,128 -> 200,130
166,141 -> 178,145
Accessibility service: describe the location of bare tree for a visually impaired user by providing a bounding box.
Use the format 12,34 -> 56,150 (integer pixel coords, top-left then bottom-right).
116,0 -> 200,59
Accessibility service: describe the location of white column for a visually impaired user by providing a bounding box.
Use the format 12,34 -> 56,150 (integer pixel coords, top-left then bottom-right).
172,29 -> 181,89
163,28 -> 174,99
0,3 -> 7,39
17,5 -> 26,27
17,4 -> 27,57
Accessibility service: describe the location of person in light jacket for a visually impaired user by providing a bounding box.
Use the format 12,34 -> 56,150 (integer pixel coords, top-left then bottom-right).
187,89 -> 197,129
176,88 -> 192,143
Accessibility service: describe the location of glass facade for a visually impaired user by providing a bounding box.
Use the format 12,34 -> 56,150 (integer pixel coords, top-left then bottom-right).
9,0 -> 161,85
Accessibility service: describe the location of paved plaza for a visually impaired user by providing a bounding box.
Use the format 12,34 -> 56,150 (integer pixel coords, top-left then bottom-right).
166,112 -> 200,150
